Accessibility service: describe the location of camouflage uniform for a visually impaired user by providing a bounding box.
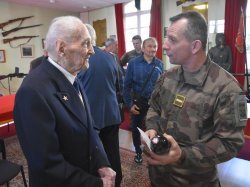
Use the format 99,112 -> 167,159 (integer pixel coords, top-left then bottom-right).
146,58 -> 247,187
120,49 -> 142,66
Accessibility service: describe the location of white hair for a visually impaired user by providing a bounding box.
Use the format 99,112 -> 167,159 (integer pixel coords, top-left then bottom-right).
45,16 -> 84,60
85,24 -> 96,46
105,38 -> 116,47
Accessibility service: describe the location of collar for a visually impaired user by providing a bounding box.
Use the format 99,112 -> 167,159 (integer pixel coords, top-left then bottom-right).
48,57 -> 76,85
139,56 -> 156,65
177,57 -> 211,86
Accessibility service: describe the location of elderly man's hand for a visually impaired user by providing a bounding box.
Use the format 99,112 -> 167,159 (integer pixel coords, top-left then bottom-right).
98,167 -> 116,187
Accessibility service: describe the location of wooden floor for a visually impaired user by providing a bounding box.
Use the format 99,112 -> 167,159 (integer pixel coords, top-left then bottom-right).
118,129 -> 250,187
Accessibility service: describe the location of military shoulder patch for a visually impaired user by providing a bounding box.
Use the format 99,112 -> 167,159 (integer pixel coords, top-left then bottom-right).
237,95 -> 247,121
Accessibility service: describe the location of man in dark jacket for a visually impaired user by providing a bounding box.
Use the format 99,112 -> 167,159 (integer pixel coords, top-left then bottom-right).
14,16 -> 116,187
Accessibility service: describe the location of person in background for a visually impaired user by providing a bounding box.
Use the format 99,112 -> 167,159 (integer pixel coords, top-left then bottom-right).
208,33 -> 232,72
143,11 -> 247,187
104,37 -> 125,116
14,16 -> 116,187
104,38 -> 124,78
78,24 -> 122,187
29,50 -> 48,73
120,35 -> 142,68
123,37 -> 163,164
104,37 -> 118,55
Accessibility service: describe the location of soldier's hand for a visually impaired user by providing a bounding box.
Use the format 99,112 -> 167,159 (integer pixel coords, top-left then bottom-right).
143,133 -> 182,166
145,129 -> 157,139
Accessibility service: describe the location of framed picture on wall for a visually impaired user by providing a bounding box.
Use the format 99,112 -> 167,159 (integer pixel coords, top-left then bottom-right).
0,50 -> 6,63
21,45 -> 34,58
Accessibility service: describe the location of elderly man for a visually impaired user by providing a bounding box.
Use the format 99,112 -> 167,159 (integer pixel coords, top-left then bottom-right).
14,16 -> 116,187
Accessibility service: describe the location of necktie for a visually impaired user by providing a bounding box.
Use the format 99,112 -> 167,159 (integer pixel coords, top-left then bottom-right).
73,78 -> 85,107
73,79 -> 80,94
73,78 -> 87,120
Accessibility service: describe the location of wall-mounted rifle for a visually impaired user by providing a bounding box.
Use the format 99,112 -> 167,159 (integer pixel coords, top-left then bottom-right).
3,35 -> 39,48
2,24 -> 43,37
0,16 -> 34,31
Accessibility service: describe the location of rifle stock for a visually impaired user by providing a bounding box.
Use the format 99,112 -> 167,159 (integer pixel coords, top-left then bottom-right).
2,24 -> 43,37
3,35 -> 39,44
0,16 -> 34,30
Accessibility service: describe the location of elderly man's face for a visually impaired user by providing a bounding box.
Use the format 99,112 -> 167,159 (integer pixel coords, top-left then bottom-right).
59,24 -> 94,75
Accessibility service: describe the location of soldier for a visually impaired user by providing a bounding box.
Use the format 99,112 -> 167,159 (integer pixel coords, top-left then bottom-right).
120,35 -> 143,67
143,11 -> 247,186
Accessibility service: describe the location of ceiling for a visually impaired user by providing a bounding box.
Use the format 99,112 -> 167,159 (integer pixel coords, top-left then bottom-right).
4,0 -> 131,13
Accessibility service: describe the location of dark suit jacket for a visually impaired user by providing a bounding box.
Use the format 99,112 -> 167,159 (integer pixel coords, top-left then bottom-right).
29,55 -> 46,73
14,59 -> 109,187
78,47 -> 121,129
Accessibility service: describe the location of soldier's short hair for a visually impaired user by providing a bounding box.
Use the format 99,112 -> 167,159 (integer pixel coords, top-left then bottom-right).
132,35 -> 142,42
170,11 -> 208,50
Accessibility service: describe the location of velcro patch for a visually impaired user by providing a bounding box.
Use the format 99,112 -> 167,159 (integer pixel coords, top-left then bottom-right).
237,95 -> 247,121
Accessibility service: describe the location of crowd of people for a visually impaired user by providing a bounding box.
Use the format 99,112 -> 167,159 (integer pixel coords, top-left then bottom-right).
13,10 -> 247,187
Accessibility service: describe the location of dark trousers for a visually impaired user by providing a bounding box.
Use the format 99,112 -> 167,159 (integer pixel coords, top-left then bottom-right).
99,125 -> 122,187
131,106 -> 149,155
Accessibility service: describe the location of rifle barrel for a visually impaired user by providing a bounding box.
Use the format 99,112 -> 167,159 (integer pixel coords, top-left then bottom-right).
0,16 -> 34,30
3,35 -> 39,44
2,24 -> 43,37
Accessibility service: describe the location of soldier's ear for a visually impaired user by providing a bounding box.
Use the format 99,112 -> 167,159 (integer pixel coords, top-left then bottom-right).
191,40 -> 202,54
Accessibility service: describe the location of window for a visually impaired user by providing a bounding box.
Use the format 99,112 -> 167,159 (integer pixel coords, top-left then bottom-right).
209,20 -> 225,34
123,0 -> 152,51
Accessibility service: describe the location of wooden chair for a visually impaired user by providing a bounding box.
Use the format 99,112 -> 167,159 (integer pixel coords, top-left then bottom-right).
0,138 -> 27,187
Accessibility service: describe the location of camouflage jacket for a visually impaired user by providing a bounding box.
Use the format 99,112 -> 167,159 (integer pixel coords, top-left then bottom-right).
120,49 -> 142,66
146,58 -> 247,187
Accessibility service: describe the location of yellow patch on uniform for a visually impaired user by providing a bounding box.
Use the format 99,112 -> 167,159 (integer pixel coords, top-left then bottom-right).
173,94 -> 186,108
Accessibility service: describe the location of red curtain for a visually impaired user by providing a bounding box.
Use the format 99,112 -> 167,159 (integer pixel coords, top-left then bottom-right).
224,0 -> 247,87
149,0 -> 162,60
115,3 -> 126,59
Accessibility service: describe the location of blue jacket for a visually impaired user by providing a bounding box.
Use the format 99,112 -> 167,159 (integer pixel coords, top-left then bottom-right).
78,46 -> 121,129
123,55 -> 163,108
14,59 -> 109,187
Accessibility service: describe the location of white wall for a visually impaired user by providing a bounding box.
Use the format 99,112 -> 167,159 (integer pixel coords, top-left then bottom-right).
88,6 -> 117,41
0,1 -> 79,95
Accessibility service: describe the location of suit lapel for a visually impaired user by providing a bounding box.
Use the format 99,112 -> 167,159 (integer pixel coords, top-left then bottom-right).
42,60 -> 89,127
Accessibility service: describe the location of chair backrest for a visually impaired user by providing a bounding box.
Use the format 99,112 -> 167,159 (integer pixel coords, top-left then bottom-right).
0,139 -> 6,159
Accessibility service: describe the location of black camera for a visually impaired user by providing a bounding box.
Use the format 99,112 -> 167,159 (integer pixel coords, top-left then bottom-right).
151,134 -> 170,155
132,94 -> 148,112
133,96 -> 143,110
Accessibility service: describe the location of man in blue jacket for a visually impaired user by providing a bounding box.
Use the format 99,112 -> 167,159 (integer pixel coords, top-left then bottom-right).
123,37 -> 163,164
78,24 -> 122,187
14,16 -> 115,187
